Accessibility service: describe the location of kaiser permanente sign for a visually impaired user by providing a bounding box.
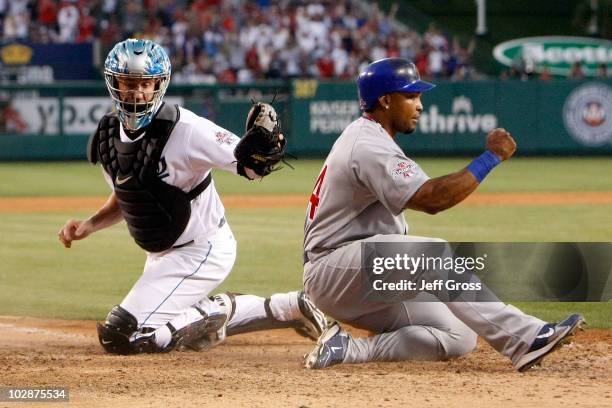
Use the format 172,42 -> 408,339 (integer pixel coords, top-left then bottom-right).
493,36 -> 612,76
288,79 -> 612,156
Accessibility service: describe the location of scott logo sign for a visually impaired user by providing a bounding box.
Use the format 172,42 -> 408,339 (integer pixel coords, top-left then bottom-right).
493,36 -> 612,77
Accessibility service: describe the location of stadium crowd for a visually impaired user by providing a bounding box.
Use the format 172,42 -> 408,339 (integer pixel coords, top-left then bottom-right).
0,0 -> 477,83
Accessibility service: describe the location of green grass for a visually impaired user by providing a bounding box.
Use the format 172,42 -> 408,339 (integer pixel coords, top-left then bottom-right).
409,204 -> 612,241
515,302 -> 611,328
2,157 -> 612,196
0,158 -> 610,327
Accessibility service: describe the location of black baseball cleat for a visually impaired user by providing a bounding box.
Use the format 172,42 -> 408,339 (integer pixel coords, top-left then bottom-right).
514,313 -> 585,372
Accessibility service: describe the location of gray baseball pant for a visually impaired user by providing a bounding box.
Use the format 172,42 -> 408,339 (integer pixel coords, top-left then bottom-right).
303,234 -> 546,365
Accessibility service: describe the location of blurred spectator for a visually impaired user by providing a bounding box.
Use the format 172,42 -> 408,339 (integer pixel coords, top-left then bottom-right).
123,1 -> 144,37
427,45 -> 444,79
424,23 -> 448,51
501,56 -> 533,81
0,1 -> 6,36
9,0 -> 29,15
57,0 -> 78,42
3,12 -> 30,40
0,0 -> 484,83
4,0 -> 30,40
450,37 -> 475,80
539,64 -> 553,81
38,0 -> 57,30
414,47 -> 428,77
77,6 -> 96,43
568,61 -> 585,79
316,52 -> 334,78
101,0 -> 119,22
99,17 -> 121,51
596,63 -> 608,78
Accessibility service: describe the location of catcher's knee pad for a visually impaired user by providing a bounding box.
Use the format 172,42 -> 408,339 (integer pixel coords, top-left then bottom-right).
96,305 -> 158,355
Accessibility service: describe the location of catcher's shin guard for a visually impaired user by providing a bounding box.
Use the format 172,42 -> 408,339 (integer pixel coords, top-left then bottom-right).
225,291 -> 327,340
171,299 -> 233,351
96,305 -> 159,355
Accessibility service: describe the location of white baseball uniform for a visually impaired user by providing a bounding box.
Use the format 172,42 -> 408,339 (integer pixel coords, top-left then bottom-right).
102,107 -> 305,347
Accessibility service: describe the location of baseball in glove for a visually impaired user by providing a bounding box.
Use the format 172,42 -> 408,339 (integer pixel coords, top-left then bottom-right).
234,102 -> 287,178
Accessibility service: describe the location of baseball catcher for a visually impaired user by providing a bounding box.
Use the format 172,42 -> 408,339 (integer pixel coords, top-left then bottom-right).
58,38 -> 326,355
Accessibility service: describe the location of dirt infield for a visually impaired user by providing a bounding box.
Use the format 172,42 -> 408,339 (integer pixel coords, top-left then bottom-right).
2,191 -> 612,213
0,316 -> 610,408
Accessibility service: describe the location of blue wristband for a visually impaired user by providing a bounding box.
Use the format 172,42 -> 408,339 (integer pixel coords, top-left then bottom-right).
467,150 -> 501,183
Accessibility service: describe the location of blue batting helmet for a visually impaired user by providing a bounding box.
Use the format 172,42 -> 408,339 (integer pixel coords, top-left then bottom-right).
104,39 -> 171,131
357,58 -> 435,111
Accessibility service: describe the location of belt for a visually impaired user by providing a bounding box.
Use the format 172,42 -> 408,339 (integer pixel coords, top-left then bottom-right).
172,217 -> 226,249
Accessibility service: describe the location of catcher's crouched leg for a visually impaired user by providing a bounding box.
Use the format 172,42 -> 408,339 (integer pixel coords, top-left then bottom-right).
97,304 -> 231,355
96,305 -> 159,355
225,291 -> 327,341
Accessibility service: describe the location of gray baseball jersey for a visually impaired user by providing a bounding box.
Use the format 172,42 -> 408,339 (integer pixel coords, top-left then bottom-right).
304,116 -> 430,262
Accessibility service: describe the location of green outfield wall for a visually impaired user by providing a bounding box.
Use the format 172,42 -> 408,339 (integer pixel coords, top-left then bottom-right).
1,79 -> 610,160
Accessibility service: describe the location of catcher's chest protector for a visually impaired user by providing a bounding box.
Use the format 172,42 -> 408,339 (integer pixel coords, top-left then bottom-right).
87,103 -> 210,252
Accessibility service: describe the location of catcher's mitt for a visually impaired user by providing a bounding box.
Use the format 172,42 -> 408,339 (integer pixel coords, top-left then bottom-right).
234,102 -> 286,178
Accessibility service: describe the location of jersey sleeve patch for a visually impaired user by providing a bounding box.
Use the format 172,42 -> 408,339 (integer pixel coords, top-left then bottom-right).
215,131 -> 238,145
389,157 -> 420,180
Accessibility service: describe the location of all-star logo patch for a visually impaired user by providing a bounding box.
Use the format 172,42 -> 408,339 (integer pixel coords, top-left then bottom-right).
390,158 -> 419,179
215,131 -> 236,145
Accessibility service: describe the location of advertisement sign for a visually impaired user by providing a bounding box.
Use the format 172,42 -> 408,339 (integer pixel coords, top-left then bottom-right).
493,36 -> 612,76
10,96 -> 184,135
0,42 -> 95,82
290,79 -> 612,155
563,82 -> 612,146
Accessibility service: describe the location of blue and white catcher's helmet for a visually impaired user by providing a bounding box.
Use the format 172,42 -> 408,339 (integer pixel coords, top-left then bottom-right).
104,39 -> 171,131
357,58 -> 435,111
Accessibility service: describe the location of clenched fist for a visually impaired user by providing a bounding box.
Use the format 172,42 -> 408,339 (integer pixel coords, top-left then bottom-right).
486,128 -> 516,161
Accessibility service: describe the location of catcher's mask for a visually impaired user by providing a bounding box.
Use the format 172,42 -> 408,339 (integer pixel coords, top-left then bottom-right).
104,38 -> 171,131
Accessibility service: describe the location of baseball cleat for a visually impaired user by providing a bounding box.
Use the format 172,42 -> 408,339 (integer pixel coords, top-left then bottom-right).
514,313 -> 585,372
304,322 -> 349,369
184,292 -> 235,351
211,292 -> 236,345
294,291 -> 328,341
